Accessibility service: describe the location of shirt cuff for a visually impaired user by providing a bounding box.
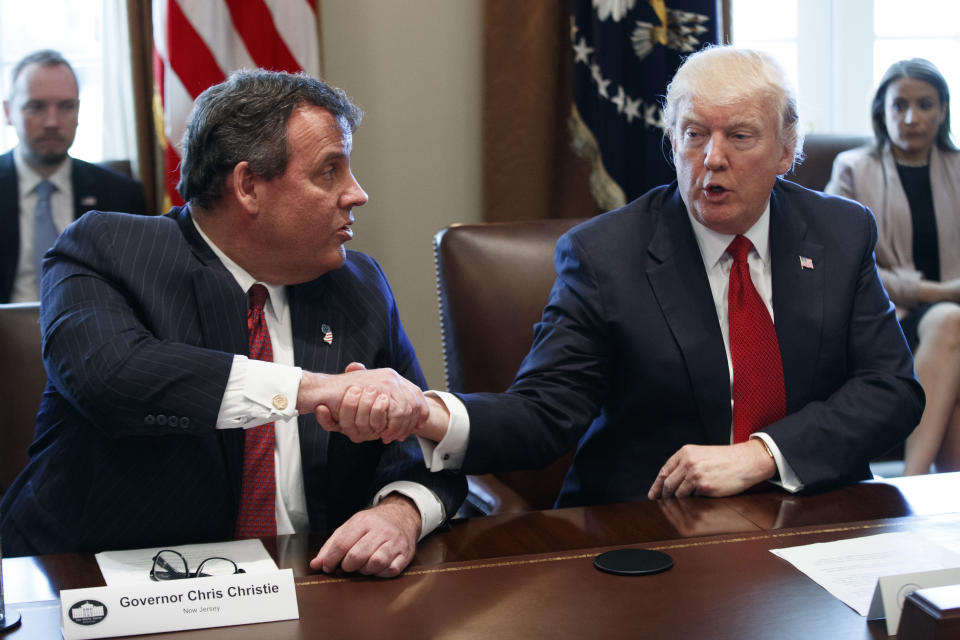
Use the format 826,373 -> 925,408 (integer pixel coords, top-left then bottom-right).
373,481 -> 445,540
418,390 -> 469,470
752,432 -> 803,493
215,355 -> 302,429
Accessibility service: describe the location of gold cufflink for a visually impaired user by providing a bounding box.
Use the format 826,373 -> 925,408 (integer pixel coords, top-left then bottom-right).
272,394 -> 288,410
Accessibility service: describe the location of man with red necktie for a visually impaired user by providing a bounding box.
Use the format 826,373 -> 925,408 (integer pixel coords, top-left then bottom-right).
0,70 -> 465,578
344,46 -> 924,507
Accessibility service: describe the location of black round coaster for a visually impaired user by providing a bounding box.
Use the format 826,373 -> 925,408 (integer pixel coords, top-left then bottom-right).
593,548 -> 673,576
0,610 -> 22,633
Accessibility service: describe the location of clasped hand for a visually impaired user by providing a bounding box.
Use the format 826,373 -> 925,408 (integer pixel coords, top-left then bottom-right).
297,362 -> 427,443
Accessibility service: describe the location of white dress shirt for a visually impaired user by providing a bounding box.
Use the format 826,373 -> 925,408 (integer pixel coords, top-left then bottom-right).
11,146 -> 74,302
193,219 -> 444,538
421,201 -> 803,493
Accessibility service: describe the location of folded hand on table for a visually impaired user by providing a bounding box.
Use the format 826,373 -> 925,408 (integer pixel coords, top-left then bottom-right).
310,493 -> 421,578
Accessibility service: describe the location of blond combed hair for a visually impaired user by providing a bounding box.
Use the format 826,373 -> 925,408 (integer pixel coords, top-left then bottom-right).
663,45 -> 804,169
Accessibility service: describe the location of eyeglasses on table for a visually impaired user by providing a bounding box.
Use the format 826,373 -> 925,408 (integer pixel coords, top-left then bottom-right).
149,549 -> 247,581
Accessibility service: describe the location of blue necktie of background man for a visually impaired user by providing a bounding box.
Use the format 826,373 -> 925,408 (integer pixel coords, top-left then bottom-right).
33,180 -> 58,289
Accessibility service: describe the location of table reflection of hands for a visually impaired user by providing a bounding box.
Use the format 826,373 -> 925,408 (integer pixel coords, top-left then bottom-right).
656,496 -> 759,537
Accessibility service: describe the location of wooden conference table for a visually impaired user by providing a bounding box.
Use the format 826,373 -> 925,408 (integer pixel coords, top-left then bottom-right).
4,472 -> 959,639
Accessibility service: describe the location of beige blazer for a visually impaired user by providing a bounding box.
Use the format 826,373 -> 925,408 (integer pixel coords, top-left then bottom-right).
825,143 -> 960,312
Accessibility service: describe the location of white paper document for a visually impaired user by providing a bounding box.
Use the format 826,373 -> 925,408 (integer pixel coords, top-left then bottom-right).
910,518 -> 960,557
769,531 -> 960,615
95,539 -> 279,586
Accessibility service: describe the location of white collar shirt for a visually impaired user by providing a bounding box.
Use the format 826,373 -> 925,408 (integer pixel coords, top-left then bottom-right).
191,216 -> 444,538
687,200 -> 801,490
192,217 -> 310,535
10,147 -> 74,302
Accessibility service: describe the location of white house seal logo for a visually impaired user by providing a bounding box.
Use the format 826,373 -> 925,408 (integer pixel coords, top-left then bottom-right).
69,599 -> 108,625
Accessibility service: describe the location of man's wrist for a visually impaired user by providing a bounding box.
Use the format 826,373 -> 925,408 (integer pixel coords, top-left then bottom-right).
752,438 -> 778,481
295,370 -> 327,414
756,437 -> 774,459
376,492 -> 422,539
419,395 -> 450,442
419,391 -> 469,470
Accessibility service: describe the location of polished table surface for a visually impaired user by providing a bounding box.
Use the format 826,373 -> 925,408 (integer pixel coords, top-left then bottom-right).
4,473 -> 959,638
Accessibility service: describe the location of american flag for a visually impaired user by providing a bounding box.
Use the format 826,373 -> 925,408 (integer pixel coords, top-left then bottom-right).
799,256 -> 815,270
152,0 -> 322,208
322,324 -> 333,345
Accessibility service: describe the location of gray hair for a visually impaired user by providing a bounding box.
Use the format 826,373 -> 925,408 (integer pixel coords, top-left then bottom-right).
8,49 -> 78,99
177,69 -> 363,209
663,45 -> 804,168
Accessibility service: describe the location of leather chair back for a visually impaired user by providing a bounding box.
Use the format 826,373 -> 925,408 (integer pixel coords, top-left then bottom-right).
434,218 -> 584,513
0,302 -> 44,495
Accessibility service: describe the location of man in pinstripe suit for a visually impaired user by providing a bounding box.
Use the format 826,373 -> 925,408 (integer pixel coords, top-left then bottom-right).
0,70 -> 464,578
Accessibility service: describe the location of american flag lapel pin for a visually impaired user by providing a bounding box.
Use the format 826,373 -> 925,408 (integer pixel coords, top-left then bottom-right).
321,324 -> 333,345
799,255 -> 814,270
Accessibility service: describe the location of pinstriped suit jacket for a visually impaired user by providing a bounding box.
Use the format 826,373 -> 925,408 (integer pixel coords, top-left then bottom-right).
0,206 -> 465,556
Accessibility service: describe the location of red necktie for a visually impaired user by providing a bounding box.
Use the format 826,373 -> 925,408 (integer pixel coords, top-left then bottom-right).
727,235 -> 786,443
234,284 -> 277,539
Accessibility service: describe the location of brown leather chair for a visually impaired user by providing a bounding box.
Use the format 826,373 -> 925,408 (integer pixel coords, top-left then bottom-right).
788,133 -> 872,191
434,218 -> 585,515
0,302 -> 44,496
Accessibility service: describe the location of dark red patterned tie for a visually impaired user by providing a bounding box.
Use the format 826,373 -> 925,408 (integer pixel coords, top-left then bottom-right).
235,284 -> 277,539
727,235 -> 786,443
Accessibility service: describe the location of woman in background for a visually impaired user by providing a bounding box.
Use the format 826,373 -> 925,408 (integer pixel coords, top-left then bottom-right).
826,58 -> 960,474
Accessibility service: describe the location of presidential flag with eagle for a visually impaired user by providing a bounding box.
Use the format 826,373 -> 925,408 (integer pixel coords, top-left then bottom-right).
570,0 -> 717,209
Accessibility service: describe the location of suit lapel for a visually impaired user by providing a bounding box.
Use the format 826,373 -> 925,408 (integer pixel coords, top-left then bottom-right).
0,152 -> 20,301
769,184 -> 824,412
289,279 -> 337,505
290,279 -> 347,374
70,158 -> 97,219
646,191 -> 732,444
174,206 -> 249,503
174,206 -> 249,354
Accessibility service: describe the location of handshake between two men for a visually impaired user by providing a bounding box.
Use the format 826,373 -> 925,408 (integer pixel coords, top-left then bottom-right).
298,363 -> 782,505
296,362 -> 444,445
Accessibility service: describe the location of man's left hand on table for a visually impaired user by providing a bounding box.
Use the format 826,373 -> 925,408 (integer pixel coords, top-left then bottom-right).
309,493 -> 422,578
647,439 -> 777,499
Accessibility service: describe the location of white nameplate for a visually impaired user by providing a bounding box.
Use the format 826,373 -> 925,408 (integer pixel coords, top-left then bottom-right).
60,568 -> 299,639
867,566 -> 960,636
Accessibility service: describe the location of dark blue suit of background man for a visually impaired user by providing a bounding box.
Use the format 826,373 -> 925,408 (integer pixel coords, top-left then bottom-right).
1,49 -> 146,303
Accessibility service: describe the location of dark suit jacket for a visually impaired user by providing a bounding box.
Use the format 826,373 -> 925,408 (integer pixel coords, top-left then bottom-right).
0,150 -> 148,302
0,206 -> 464,556
459,180 -> 924,507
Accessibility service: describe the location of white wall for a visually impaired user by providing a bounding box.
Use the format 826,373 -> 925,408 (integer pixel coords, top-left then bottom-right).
320,0 -> 483,388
